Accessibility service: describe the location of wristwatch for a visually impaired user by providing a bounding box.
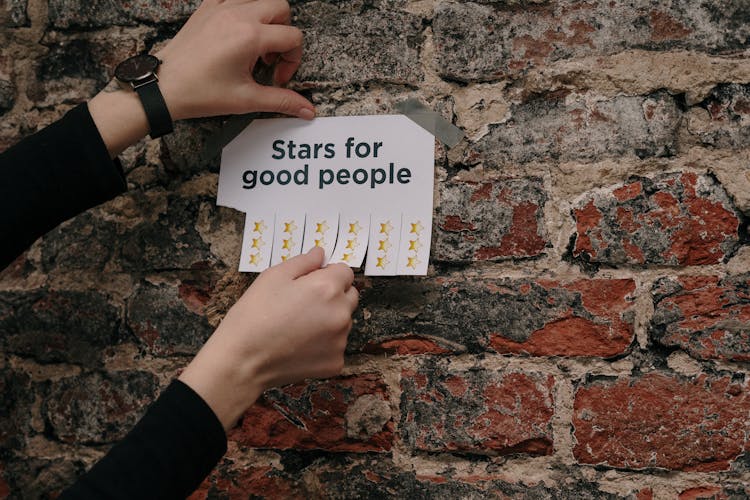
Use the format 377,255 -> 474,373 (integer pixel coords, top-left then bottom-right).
114,54 -> 174,139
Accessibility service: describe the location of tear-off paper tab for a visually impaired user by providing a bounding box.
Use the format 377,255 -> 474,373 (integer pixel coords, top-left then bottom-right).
329,214 -> 369,267
271,213 -> 305,265
218,115 -> 435,275
396,214 -> 431,275
365,213 -> 402,276
301,212 -> 339,264
239,213 -> 274,272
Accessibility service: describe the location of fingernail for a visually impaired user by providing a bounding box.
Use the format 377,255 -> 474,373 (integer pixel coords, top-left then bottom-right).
298,108 -> 315,120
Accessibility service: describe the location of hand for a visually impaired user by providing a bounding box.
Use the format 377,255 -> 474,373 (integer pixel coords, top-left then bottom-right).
89,0 -> 314,157
178,247 -> 359,431
156,0 -> 314,121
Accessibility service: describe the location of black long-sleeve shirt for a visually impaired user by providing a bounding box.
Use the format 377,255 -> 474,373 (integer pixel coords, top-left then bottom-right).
1,103 -> 227,499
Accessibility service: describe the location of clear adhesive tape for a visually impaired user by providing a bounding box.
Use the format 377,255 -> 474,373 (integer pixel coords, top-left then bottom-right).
394,98 -> 465,149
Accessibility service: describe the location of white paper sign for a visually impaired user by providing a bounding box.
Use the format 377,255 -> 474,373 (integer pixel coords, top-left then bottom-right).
218,115 -> 434,275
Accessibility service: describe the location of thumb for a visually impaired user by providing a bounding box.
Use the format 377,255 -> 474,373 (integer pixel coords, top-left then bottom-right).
277,247 -> 324,279
246,85 -> 315,120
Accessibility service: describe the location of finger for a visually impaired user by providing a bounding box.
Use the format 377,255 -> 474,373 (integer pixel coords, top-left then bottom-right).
318,262 -> 355,291
258,25 -> 303,85
273,44 -> 303,85
275,246 -> 324,279
243,0 -> 291,25
196,0 -> 226,14
258,25 -> 303,56
244,84 -> 315,119
262,52 -> 279,66
344,286 -> 359,311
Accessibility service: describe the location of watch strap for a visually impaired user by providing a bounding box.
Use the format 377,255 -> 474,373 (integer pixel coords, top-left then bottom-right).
135,80 -> 174,139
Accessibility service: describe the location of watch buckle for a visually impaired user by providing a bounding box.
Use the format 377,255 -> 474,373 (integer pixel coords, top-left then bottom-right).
132,73 -> 159,90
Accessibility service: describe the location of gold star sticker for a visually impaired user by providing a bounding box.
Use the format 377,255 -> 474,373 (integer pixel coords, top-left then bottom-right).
341,253 -> 352,262
379,221 -> 393,234
314,238 -> 325,247
345,239 -> 357,250
283,221 -> 298,234
249,253 -> 261,265
407,256 -> 421,269
408,239 -> 421,251
378,240 -> 391,251
282,238 -> 294,250
410,222 -> 424,234
251,237 -> 264,249
376,256 -> 389,269
348,222 -> 362,234
253,221 -> 267,233
315,221 -> 330,234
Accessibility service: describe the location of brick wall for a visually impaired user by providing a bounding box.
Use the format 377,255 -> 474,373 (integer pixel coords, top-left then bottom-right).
2,0 -> 750,498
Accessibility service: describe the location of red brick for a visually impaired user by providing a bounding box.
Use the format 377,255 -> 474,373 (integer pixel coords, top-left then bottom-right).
434,2 -> 748,82
0,251 -> 32,285
127,280 -> 214,357
41,213 -> 116,272
678,486 -> 724,500
649,10 -> 693,41
190,464 -> 300,500
401,367 -> 554,456
231,374 -> 393,453
49,0 -> 199,28
573,174 -> 740,266
0,289 -> 122,365
467,91 -> 681,166
2,0 -> 27,27
573,373 -> 750,471
195,454 -> 638,499
434,178 -> 548,262
294,4 -> 423,86
489,279 -> 635,358
0,458 -> 78,499
636,488 -> 654,500
651,275 -> 750,362
363,336 -> 451,356
0,465 -> 9,499
351,277 -> 635,358
691,84 -> 750,149
0,368 -> 33,452
614,182 -> 643,201
117,194 -> 220,272
45,371 -> 159,444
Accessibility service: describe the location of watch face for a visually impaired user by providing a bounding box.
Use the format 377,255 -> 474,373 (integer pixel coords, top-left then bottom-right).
114,54 -> 160,83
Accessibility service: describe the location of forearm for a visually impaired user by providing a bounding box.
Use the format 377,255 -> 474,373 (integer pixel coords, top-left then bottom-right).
178,351 -> 265,432
87,82 -> 152,159
0,103 -> 127,269
59,381 -> 227,500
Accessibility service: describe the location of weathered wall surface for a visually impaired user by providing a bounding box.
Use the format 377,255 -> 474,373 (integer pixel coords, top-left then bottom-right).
2,0 -> 750,498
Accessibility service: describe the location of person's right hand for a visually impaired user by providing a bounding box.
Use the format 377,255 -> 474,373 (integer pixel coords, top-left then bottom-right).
88,0 -> 314,158
156,0 -> 315,121
178,247 -> 359,431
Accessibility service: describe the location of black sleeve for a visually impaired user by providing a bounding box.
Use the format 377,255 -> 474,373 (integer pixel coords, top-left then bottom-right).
0,105 -> 228,497
0,102 -> 127,269
59,380 -> 227,500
